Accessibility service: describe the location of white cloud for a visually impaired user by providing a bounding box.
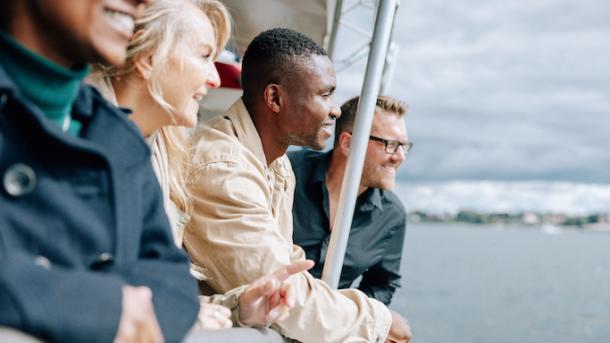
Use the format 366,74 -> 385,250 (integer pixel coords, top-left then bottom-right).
332,0 -> 610,182
395,181 -> 610,215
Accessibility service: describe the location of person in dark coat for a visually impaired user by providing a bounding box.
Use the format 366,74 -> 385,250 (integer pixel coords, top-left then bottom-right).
0,1 -> 200,342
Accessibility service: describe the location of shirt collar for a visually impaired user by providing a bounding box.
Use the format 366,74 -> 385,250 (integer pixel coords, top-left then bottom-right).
312,149 -> 383,212
310,150 -> 332,186
359,187 -> 384,212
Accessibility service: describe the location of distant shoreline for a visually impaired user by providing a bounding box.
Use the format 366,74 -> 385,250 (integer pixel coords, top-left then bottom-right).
408,220 -> 610,233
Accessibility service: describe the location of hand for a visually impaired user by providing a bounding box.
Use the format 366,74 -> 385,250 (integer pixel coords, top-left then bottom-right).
385,310 -> 411,343
114,286 -> 164,343
237,260 -> 315,327
197,303 -> 232,329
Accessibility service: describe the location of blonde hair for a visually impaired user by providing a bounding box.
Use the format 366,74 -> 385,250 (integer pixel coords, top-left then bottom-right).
335,95 -> 408,144
92,0 -> 231,214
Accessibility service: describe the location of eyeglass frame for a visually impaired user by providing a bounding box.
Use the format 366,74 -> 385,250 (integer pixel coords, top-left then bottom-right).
346,132 -> 413,154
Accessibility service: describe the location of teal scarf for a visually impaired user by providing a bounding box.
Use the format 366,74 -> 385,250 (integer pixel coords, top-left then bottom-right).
0,31 -> 90,135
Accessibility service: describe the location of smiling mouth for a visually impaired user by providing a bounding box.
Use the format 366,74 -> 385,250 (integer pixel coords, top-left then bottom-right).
382,166 -> 398,173
104,8 -> 136,38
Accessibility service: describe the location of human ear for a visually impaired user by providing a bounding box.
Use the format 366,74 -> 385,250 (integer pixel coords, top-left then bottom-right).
339,132 -> 351,155
134,53 -> 153,80
263,84 -> 282,114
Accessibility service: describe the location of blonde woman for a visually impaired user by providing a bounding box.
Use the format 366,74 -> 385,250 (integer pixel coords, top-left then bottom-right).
90,0 -> 313,330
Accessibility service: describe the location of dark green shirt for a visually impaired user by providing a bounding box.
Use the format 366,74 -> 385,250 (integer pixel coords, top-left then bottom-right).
289,149 -> 407,305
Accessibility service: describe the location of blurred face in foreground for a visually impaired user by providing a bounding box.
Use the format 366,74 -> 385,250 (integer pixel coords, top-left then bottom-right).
9,0 -> 151,66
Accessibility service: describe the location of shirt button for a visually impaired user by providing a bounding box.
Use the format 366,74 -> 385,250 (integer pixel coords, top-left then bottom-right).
34,256 -> 51,269
3,163 -> 37,197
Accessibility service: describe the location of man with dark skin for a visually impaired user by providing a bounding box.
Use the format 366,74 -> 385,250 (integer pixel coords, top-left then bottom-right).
185,28 -> 411,343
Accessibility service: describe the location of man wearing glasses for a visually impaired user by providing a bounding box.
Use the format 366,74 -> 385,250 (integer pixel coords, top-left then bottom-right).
289,95 -> 412,309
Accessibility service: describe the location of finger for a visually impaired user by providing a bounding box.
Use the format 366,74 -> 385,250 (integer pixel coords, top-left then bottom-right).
199,318 -> 223,330
135,286 -> 153,301
144,308 -> 164,343
266,304 -> 289,323
268,287 -> 282,310
201,304 -> 231,318
199,295 -> 211,304
213,304 -> 232,318
241,278 -> 278,304
272,260 -> 315,282
275,310 -> 290,323
203,314 -> 231,330
281,283 -> 295,308
114,321 -> 136,343
212,310 -> 232,330
222,316 -> 233,329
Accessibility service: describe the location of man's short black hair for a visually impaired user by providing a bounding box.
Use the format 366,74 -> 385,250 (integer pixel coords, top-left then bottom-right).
241,28 -> 327,103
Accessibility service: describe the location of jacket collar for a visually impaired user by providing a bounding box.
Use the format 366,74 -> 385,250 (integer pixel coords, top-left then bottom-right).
226,98 -> 291,174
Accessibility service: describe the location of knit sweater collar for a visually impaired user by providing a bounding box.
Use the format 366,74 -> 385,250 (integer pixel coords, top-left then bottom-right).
0,30 -> 90,132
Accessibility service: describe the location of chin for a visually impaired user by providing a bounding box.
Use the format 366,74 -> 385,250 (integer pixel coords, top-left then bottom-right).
184,115 -> 198,128
91,34 -> 130,65
372,179 -> 395,191
94,44 -> 127,66
307,141 -> 326,151
174,115 -> 197,128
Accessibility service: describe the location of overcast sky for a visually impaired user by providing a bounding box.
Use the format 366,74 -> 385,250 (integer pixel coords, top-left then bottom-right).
333,0 -> 610,183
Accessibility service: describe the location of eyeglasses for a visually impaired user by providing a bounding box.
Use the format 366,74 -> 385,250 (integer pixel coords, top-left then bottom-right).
369,135 -> 413,154
347,132 -> 413,154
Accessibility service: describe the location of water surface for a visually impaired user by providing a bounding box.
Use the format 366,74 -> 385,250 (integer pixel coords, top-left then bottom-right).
391,223 -> 610,343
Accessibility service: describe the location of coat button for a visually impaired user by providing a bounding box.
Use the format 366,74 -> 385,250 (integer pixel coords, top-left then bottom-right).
90,252 -> 114,270
34,256 -> 51,269
3,163 -> 37,197
97,252 -> 114,263
0,93 -> 7,106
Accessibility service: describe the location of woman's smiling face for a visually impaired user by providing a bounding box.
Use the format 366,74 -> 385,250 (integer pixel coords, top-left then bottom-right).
157,13 -> 220,128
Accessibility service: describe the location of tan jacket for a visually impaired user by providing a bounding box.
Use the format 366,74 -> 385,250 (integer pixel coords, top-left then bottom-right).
184,98 -> 392,342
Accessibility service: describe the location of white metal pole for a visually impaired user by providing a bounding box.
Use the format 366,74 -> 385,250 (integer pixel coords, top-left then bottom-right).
321,0 -> 399,289
327,0 -> 345,60
380,42 -> 399,94
380,0 -> 400,94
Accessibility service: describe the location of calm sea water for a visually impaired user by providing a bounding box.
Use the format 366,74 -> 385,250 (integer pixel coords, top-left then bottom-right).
390,223 -> 610,343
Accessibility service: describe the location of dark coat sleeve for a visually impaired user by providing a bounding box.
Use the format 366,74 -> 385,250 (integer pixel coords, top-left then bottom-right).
358,214 -> 406,305
110,162 -> 199,343
0,156 -> 198,343
0,255 -> 124,343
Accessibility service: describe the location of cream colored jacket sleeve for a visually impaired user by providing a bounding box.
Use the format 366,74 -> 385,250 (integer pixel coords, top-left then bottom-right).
184,125 -> 391,342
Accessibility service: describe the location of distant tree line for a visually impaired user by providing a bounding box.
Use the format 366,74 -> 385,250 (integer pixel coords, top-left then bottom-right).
409,210 -> 609,228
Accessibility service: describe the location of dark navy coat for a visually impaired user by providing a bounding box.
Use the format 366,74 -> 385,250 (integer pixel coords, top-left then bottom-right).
0,64 -> 199,342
